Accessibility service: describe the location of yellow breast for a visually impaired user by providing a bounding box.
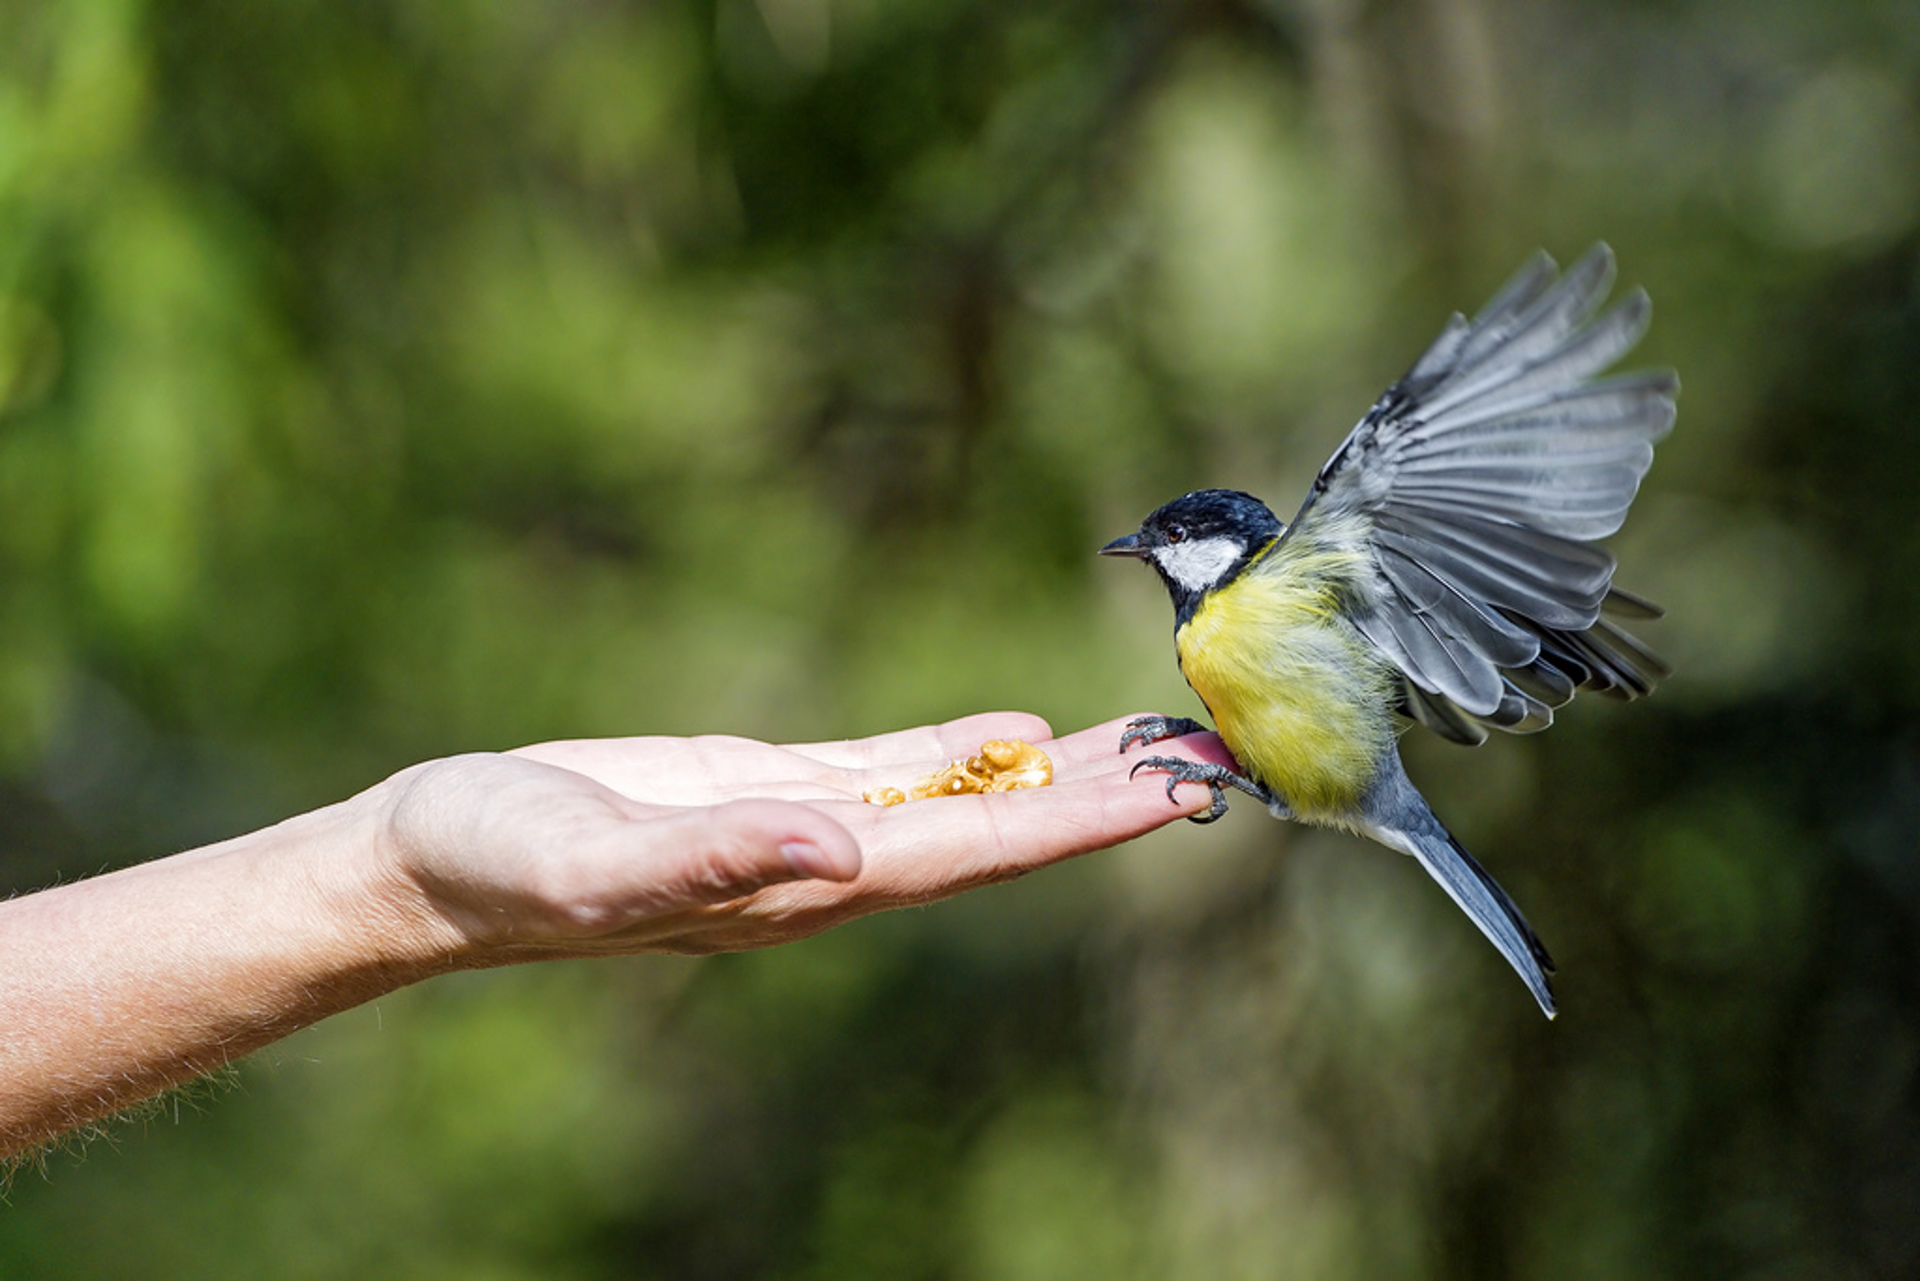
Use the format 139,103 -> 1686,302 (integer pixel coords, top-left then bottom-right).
1175,537 -> 1396,823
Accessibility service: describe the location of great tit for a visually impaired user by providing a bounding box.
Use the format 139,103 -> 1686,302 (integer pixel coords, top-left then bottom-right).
1101,245 -> 1675,1017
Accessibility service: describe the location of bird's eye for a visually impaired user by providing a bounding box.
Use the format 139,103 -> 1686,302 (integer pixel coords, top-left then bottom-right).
1165,524 -> 1187,544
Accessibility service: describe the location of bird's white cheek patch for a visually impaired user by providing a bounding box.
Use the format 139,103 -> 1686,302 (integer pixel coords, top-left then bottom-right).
1153,537 -> 1242,593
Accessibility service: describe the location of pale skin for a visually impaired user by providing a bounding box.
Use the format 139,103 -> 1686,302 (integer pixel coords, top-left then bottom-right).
0,712 -> 1227,1161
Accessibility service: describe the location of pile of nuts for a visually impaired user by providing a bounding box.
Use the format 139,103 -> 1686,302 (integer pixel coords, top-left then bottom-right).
862,739 -> 1053,806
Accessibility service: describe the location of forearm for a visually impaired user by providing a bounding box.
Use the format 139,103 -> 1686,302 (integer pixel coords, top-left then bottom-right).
0,788 -> 459,1159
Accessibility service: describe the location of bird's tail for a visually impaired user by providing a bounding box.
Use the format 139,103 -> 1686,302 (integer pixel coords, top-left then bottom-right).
1364,764 -> 1558,1017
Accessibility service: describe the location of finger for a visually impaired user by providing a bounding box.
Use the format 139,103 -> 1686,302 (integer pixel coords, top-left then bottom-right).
1041,714 -> 1236,775
598,799 -> 863,921
509,736 -> 849,806
677,797 -> 863,890
784,712 -> 1055,771
817,737 -> 1231,901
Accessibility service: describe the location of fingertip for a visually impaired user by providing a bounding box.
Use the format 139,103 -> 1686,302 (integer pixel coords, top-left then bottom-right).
781,837 -> 862,882
1016,711 -> 1056,742
1093,738 -> 1238,825
1049,715 -> 1228,767
716,798 -> 862,883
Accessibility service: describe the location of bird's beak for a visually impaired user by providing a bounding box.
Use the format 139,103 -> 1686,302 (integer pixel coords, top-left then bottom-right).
1098,533 -> 1147,558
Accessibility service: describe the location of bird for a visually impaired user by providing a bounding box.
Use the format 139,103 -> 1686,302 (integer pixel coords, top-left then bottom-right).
1099,245 -> 1676,1017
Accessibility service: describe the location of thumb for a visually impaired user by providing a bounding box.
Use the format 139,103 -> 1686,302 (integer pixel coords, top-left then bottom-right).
647,799 -> 862,909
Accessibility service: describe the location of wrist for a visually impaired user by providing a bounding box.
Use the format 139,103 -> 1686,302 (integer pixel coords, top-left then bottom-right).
313,768 -> 483,981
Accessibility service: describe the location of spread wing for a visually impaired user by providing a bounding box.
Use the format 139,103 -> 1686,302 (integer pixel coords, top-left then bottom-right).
1277,244 -> 1677,745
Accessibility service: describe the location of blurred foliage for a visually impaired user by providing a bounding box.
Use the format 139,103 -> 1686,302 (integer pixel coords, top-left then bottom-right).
4,0 -> 1920,1275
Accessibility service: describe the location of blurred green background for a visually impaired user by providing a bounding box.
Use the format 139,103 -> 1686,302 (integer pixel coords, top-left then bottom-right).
3,0 -> 1918,1275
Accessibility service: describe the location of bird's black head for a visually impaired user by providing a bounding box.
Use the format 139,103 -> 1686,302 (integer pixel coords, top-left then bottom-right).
1099,488 -> 1284,622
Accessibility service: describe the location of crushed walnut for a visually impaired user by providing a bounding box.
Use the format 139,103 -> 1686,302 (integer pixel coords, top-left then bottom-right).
863,739 -> 1053,806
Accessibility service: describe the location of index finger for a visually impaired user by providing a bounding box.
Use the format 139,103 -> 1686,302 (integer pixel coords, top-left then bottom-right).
783,712 -> 1055,771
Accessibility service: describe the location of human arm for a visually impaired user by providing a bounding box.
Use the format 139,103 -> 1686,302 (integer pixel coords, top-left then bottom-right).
0,712 -> 1226,1159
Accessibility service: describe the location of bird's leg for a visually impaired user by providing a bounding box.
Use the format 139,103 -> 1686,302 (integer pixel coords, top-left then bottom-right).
1127,755 -> 1277,825
1118,715 -> 1210,753
1120,715 -> 1288,824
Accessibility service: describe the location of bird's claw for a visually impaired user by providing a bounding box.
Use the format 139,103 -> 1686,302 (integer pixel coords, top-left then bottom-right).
1127,754 -> 1258,824
1119,715 -> 1209,754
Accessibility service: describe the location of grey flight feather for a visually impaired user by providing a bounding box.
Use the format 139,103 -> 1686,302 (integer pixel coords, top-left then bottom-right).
1272,243 -> 1677,730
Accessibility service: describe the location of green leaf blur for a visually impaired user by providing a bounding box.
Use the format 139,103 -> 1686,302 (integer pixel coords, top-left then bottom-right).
5,0 -> 1919,1275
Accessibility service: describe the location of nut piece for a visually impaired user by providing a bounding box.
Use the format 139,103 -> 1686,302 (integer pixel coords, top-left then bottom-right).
966,739 -> 1054,793
862,739 -> 1053,806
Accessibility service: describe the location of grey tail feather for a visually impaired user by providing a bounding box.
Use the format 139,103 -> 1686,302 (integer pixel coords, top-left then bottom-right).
1386,814 -> 1558,1018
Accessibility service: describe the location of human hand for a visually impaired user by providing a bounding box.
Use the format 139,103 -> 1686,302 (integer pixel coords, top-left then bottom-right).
371,712 -> 1233,965
0,711 -> 1232,1157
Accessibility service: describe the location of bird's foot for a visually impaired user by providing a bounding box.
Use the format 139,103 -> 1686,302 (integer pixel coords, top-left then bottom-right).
1127,755 -> 1271,825
1118,715 -> 1210,754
